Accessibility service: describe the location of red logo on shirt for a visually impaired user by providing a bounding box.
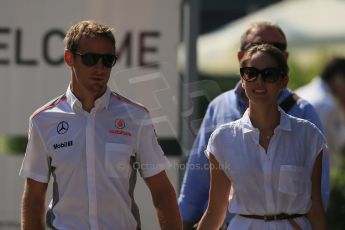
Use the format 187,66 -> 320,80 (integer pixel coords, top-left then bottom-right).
109,118 -> 131,136
115,119 -> 125,129
109,129 -> 132,136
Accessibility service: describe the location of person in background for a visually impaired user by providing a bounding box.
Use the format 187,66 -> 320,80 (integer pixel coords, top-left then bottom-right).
19,20 -> 182,230
296,57 -> 345,171
178,21 -> 329,229
197,43 -> 326,230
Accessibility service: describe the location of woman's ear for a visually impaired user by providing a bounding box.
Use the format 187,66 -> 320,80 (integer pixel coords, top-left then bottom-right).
282,75 -> 289,89
64,49 -> 74,67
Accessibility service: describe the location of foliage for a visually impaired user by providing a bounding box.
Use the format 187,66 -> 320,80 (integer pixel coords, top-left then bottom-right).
0,135 -> 27,154
327,168 -> 345,230
287,54 -> 329,90
287,48 -> 340,90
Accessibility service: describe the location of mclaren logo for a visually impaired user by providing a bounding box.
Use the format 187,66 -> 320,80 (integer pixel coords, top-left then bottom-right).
54,141 -> 73,150
57,121 -> 69,134
115,118 -> 125,129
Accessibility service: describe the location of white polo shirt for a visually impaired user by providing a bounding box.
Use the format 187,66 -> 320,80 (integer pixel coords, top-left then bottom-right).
20,86 -> 170,230
205,108 -> 327,230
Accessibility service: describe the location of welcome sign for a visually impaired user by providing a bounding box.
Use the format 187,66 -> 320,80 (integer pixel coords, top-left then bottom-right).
0,0 -> 180,138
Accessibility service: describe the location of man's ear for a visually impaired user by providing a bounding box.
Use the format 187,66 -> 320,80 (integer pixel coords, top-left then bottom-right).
237,51 -> 244,62
241,77 -> 245,88
64,49 -> 74,67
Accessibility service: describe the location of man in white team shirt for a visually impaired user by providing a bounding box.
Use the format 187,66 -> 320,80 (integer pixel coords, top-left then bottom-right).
296,57 -> 345,170
19,20 -> 182,230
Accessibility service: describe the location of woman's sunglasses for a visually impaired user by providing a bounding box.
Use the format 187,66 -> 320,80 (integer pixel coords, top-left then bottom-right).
75,52 -> 117,68
240,67 -> 285,83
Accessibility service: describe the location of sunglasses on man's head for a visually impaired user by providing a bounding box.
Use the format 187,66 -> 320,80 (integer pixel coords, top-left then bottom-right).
74,52 -> 117,68
240,67 -> 285,83
241,42 -> 287,51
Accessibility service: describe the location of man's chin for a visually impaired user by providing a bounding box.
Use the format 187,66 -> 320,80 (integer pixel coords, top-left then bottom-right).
87,84 -> 107,94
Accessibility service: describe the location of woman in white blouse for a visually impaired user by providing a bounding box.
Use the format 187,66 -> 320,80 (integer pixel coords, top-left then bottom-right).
197,44 -> 326,230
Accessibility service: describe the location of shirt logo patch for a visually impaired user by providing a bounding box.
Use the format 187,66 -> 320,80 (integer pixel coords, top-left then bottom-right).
109,118 -> 131,136
57,121 -> 69,134
53,140 -> 73,149
109,129 -> 132,136
115,119 -> 125,129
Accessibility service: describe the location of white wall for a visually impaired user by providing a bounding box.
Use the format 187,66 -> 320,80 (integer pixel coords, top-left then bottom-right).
0,0 -> 180,138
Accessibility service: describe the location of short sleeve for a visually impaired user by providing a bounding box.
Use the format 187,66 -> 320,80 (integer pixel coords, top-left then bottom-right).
310,124 -> 328,165
317,126 -> 329,163
136,113 -> 170,178
19,119 -> 50,183
205,127 -> 225,165
308,123 -> 330,208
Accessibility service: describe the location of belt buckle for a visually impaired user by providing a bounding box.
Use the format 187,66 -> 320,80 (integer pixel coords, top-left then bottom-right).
264,215 -> 277,221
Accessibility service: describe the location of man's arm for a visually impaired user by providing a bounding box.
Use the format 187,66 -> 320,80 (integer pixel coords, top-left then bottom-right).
21,178 -> 48,230
179,107 -> 216,229
145,171 -> 182,230
179,147 -> 211,230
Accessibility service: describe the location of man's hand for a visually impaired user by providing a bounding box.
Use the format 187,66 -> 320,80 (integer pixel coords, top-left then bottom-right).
145,171 -> 182,230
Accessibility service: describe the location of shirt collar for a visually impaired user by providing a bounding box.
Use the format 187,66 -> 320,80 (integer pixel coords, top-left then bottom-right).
241,109 -> 255,133
234,81 -> 248,114
277,107 -> 292,131
241,107 -> 292,134
234,81 -> 244,97
66,85 -> 111,111
94,87 -> 111,110
277,88 -> 293,104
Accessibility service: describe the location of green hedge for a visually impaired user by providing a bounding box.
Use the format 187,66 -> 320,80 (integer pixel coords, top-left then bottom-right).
0,135 -> 27,154
327,168 -> 345,229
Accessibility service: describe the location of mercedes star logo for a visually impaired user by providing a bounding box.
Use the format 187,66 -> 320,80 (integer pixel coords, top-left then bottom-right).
57,121 -> 69,134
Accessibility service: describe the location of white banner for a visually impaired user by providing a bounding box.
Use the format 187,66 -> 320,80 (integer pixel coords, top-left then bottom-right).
0,0 -> 180,137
